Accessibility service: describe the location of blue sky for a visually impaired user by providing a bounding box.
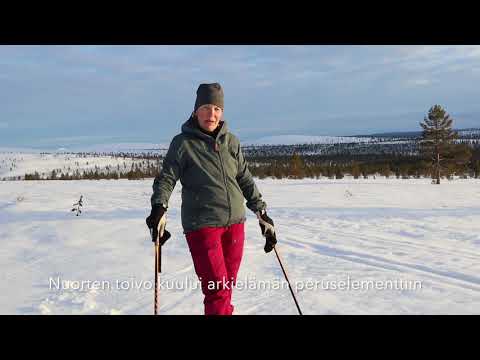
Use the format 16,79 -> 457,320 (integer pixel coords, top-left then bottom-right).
1,45 -> 479,148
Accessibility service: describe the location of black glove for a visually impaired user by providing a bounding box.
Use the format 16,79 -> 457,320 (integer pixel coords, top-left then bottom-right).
146,205 -> 171,245
257,210 -> 277,253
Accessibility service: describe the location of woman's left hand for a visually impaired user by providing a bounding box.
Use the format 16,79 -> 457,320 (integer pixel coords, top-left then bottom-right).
256,210 -> 277,253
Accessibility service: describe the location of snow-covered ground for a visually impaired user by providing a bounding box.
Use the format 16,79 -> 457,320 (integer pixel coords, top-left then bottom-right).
1,177 -> 479,315
0,152 -> 162,180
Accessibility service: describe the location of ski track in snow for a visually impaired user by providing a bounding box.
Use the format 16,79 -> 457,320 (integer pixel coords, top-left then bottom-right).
1,177 -> 480,314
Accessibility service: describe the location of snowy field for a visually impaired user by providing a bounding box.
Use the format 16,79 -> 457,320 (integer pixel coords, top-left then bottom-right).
1,177 -> 480,315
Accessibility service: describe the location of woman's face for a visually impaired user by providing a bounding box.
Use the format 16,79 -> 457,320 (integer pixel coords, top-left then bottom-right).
196,104 -> 223,132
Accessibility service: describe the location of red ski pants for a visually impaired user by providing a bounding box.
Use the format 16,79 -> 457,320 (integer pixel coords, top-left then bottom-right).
186,223 -> 245,315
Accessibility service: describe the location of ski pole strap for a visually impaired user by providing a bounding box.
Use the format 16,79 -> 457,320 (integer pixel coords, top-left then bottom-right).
256,211 -> 275,236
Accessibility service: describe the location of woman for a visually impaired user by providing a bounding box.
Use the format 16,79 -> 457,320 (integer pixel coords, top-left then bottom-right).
146,83 -> 277,315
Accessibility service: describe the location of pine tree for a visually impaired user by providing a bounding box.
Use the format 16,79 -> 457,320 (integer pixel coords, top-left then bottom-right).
380,163 -> 391,178
289,152 -> 306,179
420,105 -> 458,184
360,164 -> 369,179
71,195 -> 83,216
473,160 -> 480,178
254,164 -> 265,179
273,161 -> 284,179
444,143 -> 472,178
351,162 -> 361,179
335,165 -> 344,179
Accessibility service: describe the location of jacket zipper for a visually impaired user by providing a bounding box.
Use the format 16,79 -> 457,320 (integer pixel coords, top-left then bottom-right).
214,139 -> 231,226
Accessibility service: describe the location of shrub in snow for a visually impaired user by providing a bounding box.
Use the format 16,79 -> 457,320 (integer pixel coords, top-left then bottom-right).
72,195 -> 83,216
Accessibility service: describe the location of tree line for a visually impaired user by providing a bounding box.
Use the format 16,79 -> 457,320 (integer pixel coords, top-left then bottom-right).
246,146 -> 480,180
24,162 -> 160,180
16,104 -> 480,183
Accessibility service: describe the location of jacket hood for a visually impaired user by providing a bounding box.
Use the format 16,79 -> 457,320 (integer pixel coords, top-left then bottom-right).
181,115 -> 228,142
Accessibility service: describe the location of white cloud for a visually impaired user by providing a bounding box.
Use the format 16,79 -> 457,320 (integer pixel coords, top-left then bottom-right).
35,135 -> 120,145
391,45 -> 480,72
255,80 -> 274,88
406,78 -> 432,87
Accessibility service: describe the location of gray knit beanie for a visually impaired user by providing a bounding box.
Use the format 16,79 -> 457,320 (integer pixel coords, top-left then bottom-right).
194,83 -> 224,112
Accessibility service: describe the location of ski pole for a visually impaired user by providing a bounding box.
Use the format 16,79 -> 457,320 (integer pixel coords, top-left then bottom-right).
273,246 -> 303,315
151,229 -> 161,315
155,237 -> 161,315
151,217 -> 167,315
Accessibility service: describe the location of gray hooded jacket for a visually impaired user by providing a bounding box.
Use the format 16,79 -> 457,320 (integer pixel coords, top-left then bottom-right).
151,116 -> 266,233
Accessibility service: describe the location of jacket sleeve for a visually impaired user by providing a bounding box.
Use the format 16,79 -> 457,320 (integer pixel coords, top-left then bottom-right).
151,137 -> 181,208
235,139 -> 267,213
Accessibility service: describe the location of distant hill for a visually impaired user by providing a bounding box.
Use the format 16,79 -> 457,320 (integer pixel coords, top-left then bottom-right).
243,135 -> 374,146
66,142 -> 170,154
240,127 -> 480,158
363,131 -> 422,138
361,128 -> 480,139
245,128 -> 480,146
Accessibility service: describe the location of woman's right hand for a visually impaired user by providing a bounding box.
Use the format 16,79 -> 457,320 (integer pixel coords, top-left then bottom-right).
146,205 -> 171,245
